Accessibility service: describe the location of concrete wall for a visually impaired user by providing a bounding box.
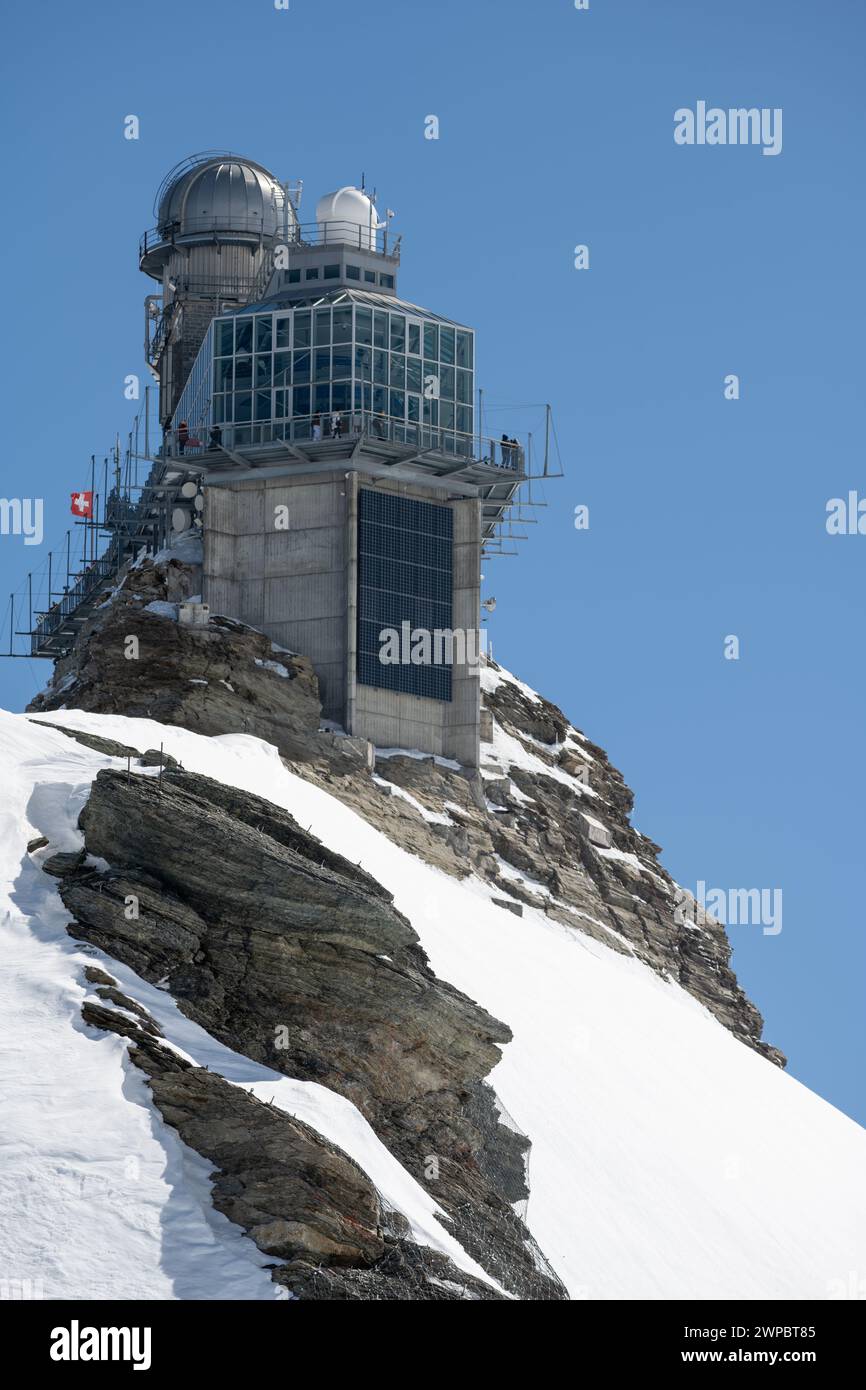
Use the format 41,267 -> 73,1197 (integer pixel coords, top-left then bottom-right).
203,470 -> 348,718
203,465 -> 481,766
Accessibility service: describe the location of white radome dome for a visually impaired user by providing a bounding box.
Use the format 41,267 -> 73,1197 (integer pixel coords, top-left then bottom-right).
315,187 -> 380,249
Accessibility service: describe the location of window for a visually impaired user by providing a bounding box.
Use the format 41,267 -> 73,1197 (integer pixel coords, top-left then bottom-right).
373,350 -> 388,385
423,322 -> 438,359
407,322 -> 421,356
333,307 -> 352,343
357,489 -> 453,703
373,311 -> 388,349
324,264 -> 340,279
287,268 -> 301,283
314,348 -> 331,382
390,389 -> 405,420
273,352 -> 291,388
255,390 -> 271,421
294,311 -> 311,347
332,346 -> 352,379
234,392 -> 252,422
314,308 -> 331,344
440,365 -> 455,399
406,357 -> 422,393
293,349 -> 310,383
456,368 -> 472,404
255,316 -> 272,353
356,307 -> 373,346
314,383 -> 330,413
390,315 -> 406,352
346,264 -> 361,280
390,353 -> 405,388
216,320 -> 233,355
380,273 -> 395,289
456,330 -> 472,368
364,269 -> 376,283
293,384 -> 310,416
305,267 -> 319,280
214,357 -> 233,391
255,354 -> 271,388
234,355 -> 252,389
235,318 -> 253,354
332,381 -> 351,411
275,316 -> 291,350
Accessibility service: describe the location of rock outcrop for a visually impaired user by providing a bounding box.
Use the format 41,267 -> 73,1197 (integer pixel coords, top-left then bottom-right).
29,544 -> 784,1064
287,673 -> 786,1068
78,973 -> 503,1299
58,766 -> 565,1300
28,556 -> 324,763
26,536 -> 790,1299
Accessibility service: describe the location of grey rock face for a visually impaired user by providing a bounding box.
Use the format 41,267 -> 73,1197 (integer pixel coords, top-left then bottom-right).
28,544 -> 781,1065
61,766 -> 565,1300
293,673 -> 784,1067
79,989 -> 503,1298
28,559 -> 322,761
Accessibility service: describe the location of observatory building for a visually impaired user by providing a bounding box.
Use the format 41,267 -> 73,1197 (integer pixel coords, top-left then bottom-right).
31,152 -> 541,768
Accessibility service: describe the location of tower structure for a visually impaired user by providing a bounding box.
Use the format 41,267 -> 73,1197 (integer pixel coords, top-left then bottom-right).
20,152 -> 542,770
140,152 -> 301,426
142,154 -> 530,768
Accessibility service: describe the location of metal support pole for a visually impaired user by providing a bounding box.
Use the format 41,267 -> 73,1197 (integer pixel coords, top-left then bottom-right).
544,404 -> 551,478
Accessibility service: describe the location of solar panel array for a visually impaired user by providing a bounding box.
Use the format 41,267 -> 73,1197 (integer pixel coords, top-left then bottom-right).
357,488 -> 453,701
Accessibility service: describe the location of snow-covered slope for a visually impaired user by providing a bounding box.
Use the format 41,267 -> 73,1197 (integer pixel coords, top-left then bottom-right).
3,706 -> 865,1300
0,713 -> 499,1300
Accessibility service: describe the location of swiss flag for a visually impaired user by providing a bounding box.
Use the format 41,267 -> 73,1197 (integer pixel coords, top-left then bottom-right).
71,491 -> 94,518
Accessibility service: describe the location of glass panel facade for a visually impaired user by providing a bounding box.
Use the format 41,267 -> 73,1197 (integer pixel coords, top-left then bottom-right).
179,300 -> 474,454
357,488 -> 453,702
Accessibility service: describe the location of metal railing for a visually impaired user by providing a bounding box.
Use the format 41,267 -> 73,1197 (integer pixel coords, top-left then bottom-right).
32,538 -> 124,652
291,220 -> 401,258
141,218 -> 401,269
140,215 -> 281,264
165,411 -> 524,472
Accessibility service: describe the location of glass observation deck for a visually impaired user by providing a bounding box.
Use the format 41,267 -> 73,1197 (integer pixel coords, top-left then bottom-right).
171,289 -> 482,463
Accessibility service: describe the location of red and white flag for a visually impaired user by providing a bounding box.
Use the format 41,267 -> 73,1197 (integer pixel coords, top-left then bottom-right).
71,491 -> 94,518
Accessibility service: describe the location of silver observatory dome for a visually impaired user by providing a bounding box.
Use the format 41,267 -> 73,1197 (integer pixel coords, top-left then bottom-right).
141,151 -> 296,278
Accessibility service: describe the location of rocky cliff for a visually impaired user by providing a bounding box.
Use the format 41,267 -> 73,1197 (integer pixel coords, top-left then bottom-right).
50,760 -> 561,1299
26,544 -> 785,1297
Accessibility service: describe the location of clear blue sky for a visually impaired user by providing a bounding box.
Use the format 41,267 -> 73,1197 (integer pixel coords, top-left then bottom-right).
1,0 -> 863,1124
